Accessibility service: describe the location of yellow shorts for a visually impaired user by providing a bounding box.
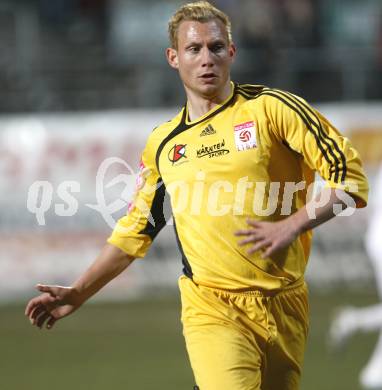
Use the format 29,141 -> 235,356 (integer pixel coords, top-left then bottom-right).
179,276 -> 309,390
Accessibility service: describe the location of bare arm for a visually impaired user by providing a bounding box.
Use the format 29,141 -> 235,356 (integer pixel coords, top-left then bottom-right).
235,188 -> 348,258
71,243 -> 134,303
287,187 -> 348,233
25,243 -> 134,329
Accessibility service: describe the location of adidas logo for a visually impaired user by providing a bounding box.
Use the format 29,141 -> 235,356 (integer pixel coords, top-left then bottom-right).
200,124 -> 216,137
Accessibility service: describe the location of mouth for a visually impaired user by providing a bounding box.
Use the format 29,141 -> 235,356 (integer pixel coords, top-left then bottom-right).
199,73 -> 218,83
199,73 -> 217,79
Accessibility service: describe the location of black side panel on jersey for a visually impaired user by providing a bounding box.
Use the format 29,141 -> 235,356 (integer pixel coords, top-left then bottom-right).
173,221 -> 193,279
139,178 -> 167,240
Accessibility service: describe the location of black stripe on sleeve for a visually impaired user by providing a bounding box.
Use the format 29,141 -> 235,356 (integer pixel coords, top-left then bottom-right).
264,89 -> 340,182
281,90 -> 347,183
238,85 -> 347,183
236,88 -> 256,100
237,85 -> 339,181
238,84 -> 266,93
138,178 -> 167,240
236,85 -> 264,100
259,91 -> 335,179
239,87 -> 336,182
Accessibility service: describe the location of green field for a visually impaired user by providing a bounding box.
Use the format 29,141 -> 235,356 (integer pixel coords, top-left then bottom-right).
1,290 -> 379,390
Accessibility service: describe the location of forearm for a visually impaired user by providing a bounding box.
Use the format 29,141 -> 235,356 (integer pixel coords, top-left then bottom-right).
288,188 -> 347,235
71,243 -> 134,305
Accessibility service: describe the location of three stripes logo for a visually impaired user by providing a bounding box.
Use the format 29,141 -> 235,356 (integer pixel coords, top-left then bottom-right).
200,124 -> 216,137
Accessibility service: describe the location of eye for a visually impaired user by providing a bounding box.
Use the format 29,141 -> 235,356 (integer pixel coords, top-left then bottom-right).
211,44 -> 225,53
188,46 -> 200,53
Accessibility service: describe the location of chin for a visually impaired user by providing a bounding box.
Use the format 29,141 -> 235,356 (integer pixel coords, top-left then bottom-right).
198,83 -> 221,97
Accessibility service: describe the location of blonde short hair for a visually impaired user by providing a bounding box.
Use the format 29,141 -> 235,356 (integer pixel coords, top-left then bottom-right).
168,1 -> 232,49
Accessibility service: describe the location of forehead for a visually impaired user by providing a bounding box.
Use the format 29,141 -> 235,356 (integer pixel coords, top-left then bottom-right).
177,19 -> 228,45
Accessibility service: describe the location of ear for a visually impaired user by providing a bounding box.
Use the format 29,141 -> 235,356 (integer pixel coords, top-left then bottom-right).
228,43 -> 237,62
166,47 -> 179,69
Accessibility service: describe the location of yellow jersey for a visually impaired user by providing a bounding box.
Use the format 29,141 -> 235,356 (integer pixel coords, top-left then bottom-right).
108,82 -> 368,291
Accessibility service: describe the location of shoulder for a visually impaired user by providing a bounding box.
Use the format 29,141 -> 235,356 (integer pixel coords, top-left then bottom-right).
236,84 -> 314,120
145,108 -> 185,149
141,108 -> 186,167
153,108 -> 185,133
236,84 -> 304,106
235,83 -> 266,100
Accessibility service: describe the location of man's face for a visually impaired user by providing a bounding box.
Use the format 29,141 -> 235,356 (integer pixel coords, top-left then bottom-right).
167,19 -> 236,98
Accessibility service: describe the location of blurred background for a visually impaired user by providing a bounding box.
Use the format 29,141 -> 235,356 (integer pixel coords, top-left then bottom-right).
1,0 -> 382,389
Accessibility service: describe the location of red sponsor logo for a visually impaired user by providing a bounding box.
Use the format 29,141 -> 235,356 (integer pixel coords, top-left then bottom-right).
234,121 -> 254,132
168,144 -> 187,164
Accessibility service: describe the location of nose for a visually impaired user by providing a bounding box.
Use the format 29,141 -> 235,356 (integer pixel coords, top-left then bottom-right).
200,47 -> 214,68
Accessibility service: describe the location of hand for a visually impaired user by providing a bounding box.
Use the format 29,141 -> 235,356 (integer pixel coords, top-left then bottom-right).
235,218 -> 299,258
25,284 -> 83,330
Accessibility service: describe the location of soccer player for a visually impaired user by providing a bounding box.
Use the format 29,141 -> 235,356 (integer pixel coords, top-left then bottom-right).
330,163 -> 382,389
25,2 -> 369,389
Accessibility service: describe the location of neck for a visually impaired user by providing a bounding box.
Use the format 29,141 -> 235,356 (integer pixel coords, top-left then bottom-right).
185,81 -> 232,122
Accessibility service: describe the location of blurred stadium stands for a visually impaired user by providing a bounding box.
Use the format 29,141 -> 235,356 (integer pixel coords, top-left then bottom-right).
0,0 -> 381,112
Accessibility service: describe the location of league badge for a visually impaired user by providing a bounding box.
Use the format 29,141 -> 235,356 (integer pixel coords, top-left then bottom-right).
234,121 -> 257,151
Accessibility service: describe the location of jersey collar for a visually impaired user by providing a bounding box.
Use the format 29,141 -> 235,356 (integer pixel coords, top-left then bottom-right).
184,81 -> 235,126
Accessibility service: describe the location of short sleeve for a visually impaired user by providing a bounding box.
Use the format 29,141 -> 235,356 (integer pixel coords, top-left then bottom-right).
107,136 -> 167,258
